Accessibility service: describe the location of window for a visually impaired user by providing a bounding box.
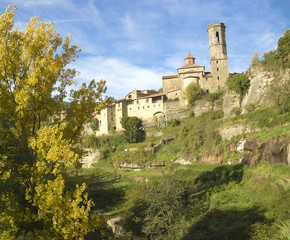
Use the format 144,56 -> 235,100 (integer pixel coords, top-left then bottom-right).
216,60 -> 218,64
148,106 -> 149,108
138,107 -> 140,109
218,85 -> 221,90
216,31 -> 219,43
189,60 -> 191,64
217,68 -> 219,71
217,77 -> 220,80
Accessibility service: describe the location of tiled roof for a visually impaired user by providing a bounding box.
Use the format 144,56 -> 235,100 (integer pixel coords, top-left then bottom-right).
162,75 -> 178,79
139,92 -> 164,99
184,52 -> 195,60
179,64 -> 203,69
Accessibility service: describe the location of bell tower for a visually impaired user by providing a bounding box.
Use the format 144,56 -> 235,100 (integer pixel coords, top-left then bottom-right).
207,22 -> 229,90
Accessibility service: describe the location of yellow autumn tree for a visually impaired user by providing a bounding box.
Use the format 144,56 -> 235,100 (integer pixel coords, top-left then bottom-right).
0,5 -> 108,239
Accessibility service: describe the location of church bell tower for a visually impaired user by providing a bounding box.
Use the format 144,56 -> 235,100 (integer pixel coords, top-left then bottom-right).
207,22 -> 229,90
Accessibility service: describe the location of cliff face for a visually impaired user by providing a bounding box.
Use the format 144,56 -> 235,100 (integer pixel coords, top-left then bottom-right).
223,66 -> 289,117
241,69 -> 275,113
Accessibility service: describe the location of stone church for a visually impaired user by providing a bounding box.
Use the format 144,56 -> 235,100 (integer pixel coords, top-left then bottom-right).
95,22 -> 229,136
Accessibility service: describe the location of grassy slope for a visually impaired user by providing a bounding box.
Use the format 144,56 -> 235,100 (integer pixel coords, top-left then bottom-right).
80,106 -> 290,239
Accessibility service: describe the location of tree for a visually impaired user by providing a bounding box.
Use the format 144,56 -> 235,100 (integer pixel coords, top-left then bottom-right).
0,6 -> 108,238
226,73 -> 250,107
120,116 -> 145,143
267,77 -> 290,114
123,175 -> 202,239
90,117 -> 99,131
184,82 -> 203,106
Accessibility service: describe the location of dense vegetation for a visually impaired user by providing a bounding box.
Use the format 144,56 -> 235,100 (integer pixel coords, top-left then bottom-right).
0,6 -> 108,239
261,29 -> 290,72
1,5 -> 289,240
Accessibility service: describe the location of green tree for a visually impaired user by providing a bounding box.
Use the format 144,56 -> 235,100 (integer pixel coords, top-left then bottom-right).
0,6 -> 108,238
184,82 -> 203,106
262,29 -> 290,71
120,116 -> 145,143
226,73 -> 250,107
90,117 -> 99,131
267,77 -> 290,114
123,175 -> 202,239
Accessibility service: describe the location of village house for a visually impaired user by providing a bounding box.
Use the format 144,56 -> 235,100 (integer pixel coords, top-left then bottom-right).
95,22 -> 229,135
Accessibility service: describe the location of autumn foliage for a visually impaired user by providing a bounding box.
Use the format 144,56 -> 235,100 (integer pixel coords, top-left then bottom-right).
0,5 -> 108,239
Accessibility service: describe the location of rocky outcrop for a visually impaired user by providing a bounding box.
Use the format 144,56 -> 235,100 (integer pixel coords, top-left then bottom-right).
152,137 -> 174,154
222,90 -> 240,117
219,124 -> 257,140
81,148 -> 100,168
241,68 -> 275,113
238,138 -> 290,166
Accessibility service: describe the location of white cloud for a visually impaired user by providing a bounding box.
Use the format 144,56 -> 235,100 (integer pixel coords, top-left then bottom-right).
71,56 -> 165,99
255,32 -> 278,50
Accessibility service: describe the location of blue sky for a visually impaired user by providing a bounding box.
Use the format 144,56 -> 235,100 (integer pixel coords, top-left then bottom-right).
1,0 -> 289,99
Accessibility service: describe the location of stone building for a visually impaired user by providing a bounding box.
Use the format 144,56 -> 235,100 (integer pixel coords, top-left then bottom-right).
95,22 -> 229,136
163,22 -> 229,105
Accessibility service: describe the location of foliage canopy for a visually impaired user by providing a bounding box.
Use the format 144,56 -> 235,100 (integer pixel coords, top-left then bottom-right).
120,116 -> 146,143
0,5 -> 108,238
183,82 -> 203,106
226,73 -> 250,107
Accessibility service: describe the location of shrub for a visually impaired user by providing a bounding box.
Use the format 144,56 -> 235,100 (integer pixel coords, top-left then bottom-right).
121,117 -> 146,143
245,103 -> 257,113
171,119 -> 181,127
231,107 -> 242,116
184,82 -> 203,106
89,117 -> 99,131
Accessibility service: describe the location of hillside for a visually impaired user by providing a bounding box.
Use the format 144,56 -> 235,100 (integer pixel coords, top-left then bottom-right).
78,29 -> 290,240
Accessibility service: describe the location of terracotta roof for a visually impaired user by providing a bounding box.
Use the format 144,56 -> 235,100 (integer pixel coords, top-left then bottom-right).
167,89 -> 180,93
179,64 -> 203,69
162,75 -> 178,79
184,52 -> 195,60
139,92 -> 164,99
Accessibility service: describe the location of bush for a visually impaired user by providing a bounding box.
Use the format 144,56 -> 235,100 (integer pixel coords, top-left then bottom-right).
184,82 -> 203,106
89,117 -> 99,131
226,73 -> 250,107
231,107 -> 242,116
121,117 -> 146,143
245,103 -> 257,113
171,119 -> 181,127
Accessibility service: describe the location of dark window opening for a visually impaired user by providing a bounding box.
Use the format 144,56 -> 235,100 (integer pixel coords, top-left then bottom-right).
206,89 -> 209,94
218,85 -> 221,90
217,68 -> 219,71
216,60 -> 218,64
216,31 -> 219,43
217,77 -> 220,80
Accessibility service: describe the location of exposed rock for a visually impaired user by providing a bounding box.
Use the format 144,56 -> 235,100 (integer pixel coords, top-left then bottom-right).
172,157 -> 192,165
194,98 -> 221,116
107,216 -> 123,237
152,137 -> 174,154
219,124 -> 256,140
240,138 -> 289,166
241,68 -> 275,114
199,153 -> 223,164
237,140 -> 247,152
222,90 -> 240,117
81,148 -> 100,168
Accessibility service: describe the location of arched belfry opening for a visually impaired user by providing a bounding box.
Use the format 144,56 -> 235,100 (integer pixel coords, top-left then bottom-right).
216,31 -> 220,43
